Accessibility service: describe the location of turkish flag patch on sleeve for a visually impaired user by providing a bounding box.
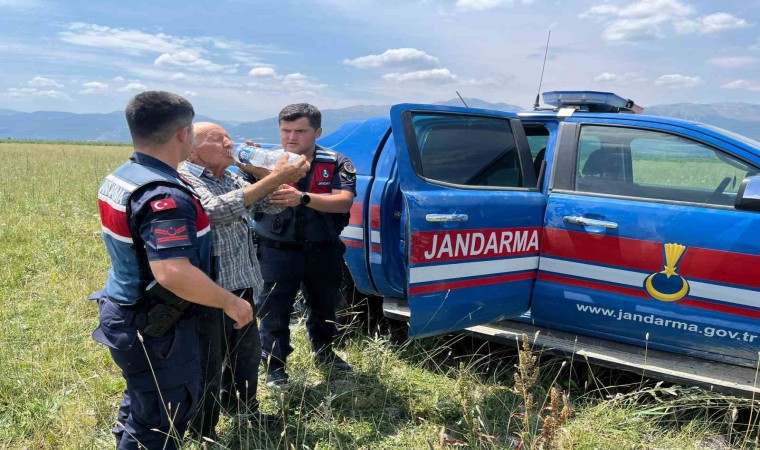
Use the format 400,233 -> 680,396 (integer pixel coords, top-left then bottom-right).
151,219 -> 192,249
150,198 -> 177,212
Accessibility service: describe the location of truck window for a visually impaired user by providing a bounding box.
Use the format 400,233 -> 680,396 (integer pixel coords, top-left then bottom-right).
409,113 -> 524,188
576,125 -> 757,206
524,124 -> 549,158
524,124 -> 550,181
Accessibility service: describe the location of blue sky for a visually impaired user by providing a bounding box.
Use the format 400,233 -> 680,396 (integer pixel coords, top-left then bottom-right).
0,0 -> 758,121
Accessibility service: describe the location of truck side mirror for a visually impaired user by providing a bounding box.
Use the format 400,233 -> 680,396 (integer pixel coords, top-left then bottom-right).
735,175 -> 760,212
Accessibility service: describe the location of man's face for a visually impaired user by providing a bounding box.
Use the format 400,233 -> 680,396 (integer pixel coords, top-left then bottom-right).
279,117 -> 321,155
193,125 -> 234,170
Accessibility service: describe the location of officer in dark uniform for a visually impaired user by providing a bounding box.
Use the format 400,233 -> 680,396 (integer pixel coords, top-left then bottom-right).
254,103 -> 356,388
93,91 -> 253,450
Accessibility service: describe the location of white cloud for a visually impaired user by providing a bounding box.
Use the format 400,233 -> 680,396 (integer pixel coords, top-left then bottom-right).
154,51 -> 237,74
594,72 -> 620,82
721,80 -> 760,92
28,76 -> 63,88
79,81 -> 108,94
117,82 -> 147,92
199,37 -> 291,67
675,12 -> 750,34
593,72 -> 646,84
342,48 -> 439,69
707,56 -> 758,68
184,90 -> 199,97
281,73 -> 327,93
579,0 -> 749,42
455,0 -> 533,11
1,87 -> 71,100
83,81 -> 108,89
245,71 -> 326,96
383,68 -> 459,84
146,70 -> 242,88
249,67 -> 278,77
655,73 -> 703,88
60,22 -> 194,55
169,72 -> 189,81
113,76 -> 126,82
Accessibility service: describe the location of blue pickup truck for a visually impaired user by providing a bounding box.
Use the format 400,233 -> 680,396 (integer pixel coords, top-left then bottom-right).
316,91 -> 760,396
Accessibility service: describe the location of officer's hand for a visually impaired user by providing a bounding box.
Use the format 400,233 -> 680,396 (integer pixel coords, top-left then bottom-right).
269,184 -> 302,207
223,295 -> 254,329
271,154 -> 309,184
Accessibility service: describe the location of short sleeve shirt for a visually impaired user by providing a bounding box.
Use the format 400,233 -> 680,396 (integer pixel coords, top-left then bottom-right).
332,153 -> 357,195
127,153 -> 204,262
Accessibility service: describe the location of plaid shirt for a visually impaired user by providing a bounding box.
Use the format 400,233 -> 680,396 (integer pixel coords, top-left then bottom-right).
179,161 -> 282,292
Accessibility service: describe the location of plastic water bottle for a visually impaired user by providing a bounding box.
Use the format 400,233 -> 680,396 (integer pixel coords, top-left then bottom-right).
231,144 -> 301,170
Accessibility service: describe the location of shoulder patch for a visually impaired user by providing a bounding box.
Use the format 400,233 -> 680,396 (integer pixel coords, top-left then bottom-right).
150,198 -> 177,212
151,219 -> 191,249
340,161 -> 357,183
342,161 -> 356,174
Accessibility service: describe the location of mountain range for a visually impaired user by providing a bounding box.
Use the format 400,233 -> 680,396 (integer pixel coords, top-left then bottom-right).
1,98 -> 760,143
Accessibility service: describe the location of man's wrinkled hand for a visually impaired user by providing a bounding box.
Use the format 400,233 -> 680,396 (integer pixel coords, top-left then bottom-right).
272,154 -> 309,184
223,296 -> 254,329
237,162 -> 271,180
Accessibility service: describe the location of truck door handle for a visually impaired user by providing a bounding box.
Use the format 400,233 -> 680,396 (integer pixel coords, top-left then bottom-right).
425,213 -> 469,223
563,216 -> 618,229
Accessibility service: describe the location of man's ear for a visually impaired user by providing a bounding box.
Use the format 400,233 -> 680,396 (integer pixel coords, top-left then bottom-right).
178,126 -> 192,144
315,127 -> 322,139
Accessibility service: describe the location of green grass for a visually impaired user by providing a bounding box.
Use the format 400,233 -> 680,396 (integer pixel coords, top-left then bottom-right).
0,139 -> 130,146
633,158 -> 749,193
2,142 -> 760,449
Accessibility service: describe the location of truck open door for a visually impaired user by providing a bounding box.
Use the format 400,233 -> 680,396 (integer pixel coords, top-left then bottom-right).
390,104 -> 546,338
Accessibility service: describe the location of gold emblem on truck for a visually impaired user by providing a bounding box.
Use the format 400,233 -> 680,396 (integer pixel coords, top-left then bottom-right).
645,243 -> 689,302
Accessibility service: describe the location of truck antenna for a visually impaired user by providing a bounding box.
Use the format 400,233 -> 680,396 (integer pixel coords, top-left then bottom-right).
533,30 -> 551,110
456,91 -> 469,108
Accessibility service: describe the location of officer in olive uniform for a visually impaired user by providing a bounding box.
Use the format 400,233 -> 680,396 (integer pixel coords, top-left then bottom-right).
254,103 -> 356,388
93,91 -> 253,450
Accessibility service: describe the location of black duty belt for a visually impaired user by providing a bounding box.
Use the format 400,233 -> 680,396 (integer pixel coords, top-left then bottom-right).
257,238 -> 336,251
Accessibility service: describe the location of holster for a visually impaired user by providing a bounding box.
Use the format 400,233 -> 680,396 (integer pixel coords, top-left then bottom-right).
133,280 -> 191,337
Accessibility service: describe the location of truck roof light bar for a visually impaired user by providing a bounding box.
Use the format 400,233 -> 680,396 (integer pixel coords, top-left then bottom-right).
542,91 -> 644,114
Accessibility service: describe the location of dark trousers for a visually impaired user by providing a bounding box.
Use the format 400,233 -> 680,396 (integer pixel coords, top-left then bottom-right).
190,288 -> 261,437
255,244 -> 344,365
94,298 -> 200,450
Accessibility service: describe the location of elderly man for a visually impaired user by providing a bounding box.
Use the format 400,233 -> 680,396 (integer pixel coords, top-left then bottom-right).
179,122 -> 308,438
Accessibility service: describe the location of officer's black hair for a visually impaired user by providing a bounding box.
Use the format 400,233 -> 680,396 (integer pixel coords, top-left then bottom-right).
278,103 -> 321,130
125,91 -> 195,147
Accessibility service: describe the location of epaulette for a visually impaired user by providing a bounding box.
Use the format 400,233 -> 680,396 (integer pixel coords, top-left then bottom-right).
314,148 -> 338,163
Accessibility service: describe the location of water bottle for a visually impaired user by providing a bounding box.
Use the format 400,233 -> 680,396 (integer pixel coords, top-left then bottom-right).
231,144 -> 301,170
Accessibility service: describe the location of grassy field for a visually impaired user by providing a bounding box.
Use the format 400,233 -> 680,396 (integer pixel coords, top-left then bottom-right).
1,142 -> 759,449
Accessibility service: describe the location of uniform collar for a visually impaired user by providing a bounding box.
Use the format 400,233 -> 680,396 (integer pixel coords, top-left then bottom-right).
130,152 -> 180,178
